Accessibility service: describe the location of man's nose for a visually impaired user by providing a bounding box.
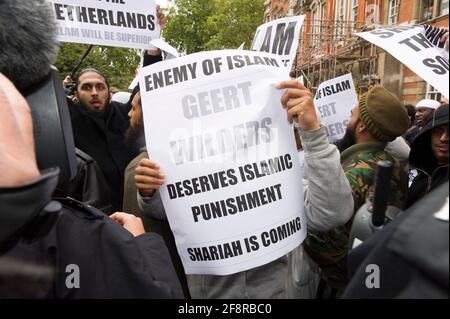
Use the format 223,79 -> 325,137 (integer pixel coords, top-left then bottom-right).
441,128 -> 449,142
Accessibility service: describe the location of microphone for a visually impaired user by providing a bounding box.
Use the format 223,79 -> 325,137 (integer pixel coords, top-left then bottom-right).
0,0 -> 77,188
0,0 -> 77,249
0,0 -> 59,91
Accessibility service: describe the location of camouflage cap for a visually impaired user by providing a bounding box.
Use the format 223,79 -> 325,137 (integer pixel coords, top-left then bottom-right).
359,87 -> 409,143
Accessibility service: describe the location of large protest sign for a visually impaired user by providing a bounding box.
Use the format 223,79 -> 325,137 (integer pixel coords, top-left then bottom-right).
251,16 -> 305,70
48,0 -> 160,50
424,24 -> 449,61
314,74 -> 358,142
138,50 -> 307,275
356,25 -> 449,98
128,39 -> 179,89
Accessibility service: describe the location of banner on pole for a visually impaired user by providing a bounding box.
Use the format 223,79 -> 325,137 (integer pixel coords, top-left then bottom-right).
49,0 -> 160,50
251,16 -> 305,71
356,25 -> 449,98
314,74 -> 358,142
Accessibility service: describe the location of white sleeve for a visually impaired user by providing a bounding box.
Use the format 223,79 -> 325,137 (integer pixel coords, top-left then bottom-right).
301,126 -> 354,232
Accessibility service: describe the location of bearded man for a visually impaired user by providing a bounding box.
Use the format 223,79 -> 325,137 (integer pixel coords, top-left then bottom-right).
304,86 -> 410,297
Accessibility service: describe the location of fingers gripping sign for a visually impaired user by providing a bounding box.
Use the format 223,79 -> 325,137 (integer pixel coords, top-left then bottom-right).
145,4 -> 166,56
135,158 -> 165,197
276,80 -> 320,132
156,5 -> 166,31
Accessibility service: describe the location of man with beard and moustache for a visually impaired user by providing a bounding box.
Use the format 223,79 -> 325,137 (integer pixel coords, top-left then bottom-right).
67,6 -> 166,213
122,86 -> 191,298
69,68 -> 141,213
407,105 -> 449,208
336,117 -> 411,169
303,86 -> 410,297
405,99 -> 441,145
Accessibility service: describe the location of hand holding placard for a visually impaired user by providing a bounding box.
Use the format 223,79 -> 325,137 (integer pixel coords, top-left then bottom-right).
135,158 -> 165,197
277,80 -> 320,132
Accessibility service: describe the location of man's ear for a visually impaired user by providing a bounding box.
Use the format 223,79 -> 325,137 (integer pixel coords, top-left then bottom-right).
358,120 -> 367,133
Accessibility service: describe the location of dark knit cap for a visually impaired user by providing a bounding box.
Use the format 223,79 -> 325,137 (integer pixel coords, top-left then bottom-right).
358,87 -> 409,142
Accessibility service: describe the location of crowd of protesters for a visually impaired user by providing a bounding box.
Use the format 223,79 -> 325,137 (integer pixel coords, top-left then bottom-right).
0,0 -> 448,299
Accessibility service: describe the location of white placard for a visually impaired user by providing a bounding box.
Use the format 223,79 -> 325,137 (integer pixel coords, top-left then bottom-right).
314,74 -> 358,142
138,50 -> 307,275
251,16 -> 305,70
129,50 -> 146,90
356,25 -> 449,98
150,38 -> 180,60
129,76 -> 139,90
49,0 -> 161,50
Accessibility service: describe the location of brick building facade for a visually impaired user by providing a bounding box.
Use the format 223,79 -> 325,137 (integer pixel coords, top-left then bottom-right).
263,0 -> 448,104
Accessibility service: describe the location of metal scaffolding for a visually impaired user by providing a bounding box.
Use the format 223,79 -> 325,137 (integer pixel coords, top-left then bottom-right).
291,18 -> 379,94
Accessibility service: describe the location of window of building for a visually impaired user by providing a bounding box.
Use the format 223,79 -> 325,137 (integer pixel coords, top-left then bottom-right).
311,3 -> 318,22
309,1 -> 326,53
320,1 -> 326,20
350,0 -> 358,30
426,84 -> 442,101
439,0 -> 449,16
336,0 -> 347,39
388,0 -> 399,25
422,0 -> 435,21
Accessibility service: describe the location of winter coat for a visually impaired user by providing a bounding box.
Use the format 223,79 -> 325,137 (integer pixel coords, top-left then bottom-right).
1,169 -> 183,298
69,100 -> 140,211
123,149 -> 191,298
304,141 -> 408,292
408,105 -> 449,208
343,181 -> 449,299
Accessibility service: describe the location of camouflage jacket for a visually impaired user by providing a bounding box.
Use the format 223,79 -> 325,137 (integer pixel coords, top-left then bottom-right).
303,142 -> 408,292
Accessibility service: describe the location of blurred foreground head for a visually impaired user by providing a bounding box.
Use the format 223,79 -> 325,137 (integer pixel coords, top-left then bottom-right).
0,0 -> 58,91
0,0 -> 77,189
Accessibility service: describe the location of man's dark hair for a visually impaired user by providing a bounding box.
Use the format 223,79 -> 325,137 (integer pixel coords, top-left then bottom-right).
75,68 -> 111,91
128,84 -> 141,105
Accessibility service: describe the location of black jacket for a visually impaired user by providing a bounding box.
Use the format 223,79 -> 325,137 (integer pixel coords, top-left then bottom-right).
69,100 -> 140,211
1,169 -> 183,298
407,105 -> 449,208
343,182 -> 449,299
54,149 -> 114,215
67,54 -> 162,212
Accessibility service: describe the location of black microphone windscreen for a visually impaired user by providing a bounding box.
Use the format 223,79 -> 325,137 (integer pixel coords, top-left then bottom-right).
0,0 -> 59,91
